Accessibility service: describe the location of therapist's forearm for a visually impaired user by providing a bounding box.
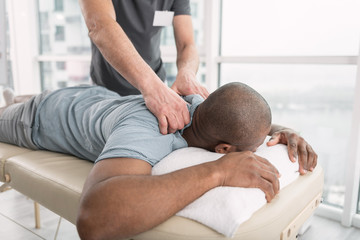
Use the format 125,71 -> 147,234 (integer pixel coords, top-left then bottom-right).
91,22 -> 162,93
80,0 -> 162,94
176,43 -> 199,76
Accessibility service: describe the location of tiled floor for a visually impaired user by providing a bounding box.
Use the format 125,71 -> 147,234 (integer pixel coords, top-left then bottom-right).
1,188 -> 360,240
0,189 -> 79,240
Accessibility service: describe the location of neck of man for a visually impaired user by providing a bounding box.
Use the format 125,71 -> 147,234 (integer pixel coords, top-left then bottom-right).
182,106 -> 217,152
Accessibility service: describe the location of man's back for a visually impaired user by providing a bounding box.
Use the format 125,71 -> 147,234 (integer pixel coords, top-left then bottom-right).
32,86 -> 202,165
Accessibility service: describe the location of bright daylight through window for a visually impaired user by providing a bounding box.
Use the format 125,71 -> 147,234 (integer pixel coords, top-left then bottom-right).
221,0 -> 360,209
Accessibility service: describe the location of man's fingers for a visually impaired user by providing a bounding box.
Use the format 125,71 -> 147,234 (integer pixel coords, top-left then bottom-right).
255,173 -> 279,202
266,132 -> 280,146
218,152 -> 282,202
260,169 -> 280,194
287,137 -> 298,163
251,156 -> 280,201
255,155 -> 281,177
308,144 -> 318,171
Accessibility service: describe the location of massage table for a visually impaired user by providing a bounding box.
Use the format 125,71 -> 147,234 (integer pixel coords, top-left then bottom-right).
0,142 -> 323,240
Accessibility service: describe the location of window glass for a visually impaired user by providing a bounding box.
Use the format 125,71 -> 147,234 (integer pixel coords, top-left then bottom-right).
54,0 -> 64,12
164,62 -> 206,88
221,0 -> 360,56
160,0 -> 204,47
38,0 -> 90,55
40,61 -> 91,90
55,26 -> 65,41
220,63 -> 356,208
1,0 -> 13,88
6,18 -> 13,88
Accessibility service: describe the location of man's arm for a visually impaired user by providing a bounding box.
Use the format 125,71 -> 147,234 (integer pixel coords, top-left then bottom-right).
78,0 -> 190,135
267,124 -> 318,174
77,152 -> 280,240
170,15 -> 209,101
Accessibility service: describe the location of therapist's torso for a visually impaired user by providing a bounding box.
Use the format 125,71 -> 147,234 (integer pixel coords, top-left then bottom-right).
90,0 -> 191,96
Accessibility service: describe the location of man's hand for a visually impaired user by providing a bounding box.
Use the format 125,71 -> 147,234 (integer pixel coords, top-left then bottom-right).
267,125 -> 318,175
143,82 -> 190,135
171,69 -> 209,100
216,151 -> 280,202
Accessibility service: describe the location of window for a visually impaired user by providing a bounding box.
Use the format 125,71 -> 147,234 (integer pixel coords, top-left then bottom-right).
37,0 -> 91,90
0,0 -> 12,88
54,0 -> 64,12
221,0 -> 360,56
220,0 -> 360,213
55,25 -> 65,41
163,62 -> 206,88
160,0 -> 204,48
38,0 -> 91,54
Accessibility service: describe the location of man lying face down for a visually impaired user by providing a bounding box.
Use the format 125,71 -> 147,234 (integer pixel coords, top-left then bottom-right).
0,82 -> 317,240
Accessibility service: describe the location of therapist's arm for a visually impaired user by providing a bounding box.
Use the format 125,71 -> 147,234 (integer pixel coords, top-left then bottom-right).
79,0 -> 189,135
170,15 -> 209,100
267,124 -> 318,175
76,152 -> 280,240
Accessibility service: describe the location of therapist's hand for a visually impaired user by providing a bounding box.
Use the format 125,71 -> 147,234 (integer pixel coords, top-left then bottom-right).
267,126 -> 318,175
171,69 -> 209,100
143,81 -> 190,135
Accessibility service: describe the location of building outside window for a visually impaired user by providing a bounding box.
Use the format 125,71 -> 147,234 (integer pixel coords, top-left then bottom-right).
55,25 -> 65,41
37,0 -> 91,90
54,0 -> 64,12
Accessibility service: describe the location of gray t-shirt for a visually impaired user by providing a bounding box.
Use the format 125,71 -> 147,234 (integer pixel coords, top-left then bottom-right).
32,86 -> 203,166
90,0 -> 191,95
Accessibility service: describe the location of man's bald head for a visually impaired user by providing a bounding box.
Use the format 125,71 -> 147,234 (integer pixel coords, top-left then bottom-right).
197,82 -> 272,151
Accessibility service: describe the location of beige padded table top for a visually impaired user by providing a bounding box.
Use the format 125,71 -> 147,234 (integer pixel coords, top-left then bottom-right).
0,142 -> 323,240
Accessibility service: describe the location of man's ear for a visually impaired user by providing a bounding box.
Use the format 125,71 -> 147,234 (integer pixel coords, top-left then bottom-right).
214,143 -> 236,154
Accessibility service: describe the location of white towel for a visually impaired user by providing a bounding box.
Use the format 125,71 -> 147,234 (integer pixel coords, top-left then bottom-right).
152,141 -> 299,237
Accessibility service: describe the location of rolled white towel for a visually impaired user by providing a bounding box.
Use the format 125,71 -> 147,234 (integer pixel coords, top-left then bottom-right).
152,141 -> 299,237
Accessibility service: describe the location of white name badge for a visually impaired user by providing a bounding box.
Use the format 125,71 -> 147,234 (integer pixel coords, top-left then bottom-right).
153,10 -> 174,26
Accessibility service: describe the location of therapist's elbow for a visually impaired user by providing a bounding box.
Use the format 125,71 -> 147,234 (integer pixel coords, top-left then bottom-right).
86,19 -> 102,45
86,17 -> 117,49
